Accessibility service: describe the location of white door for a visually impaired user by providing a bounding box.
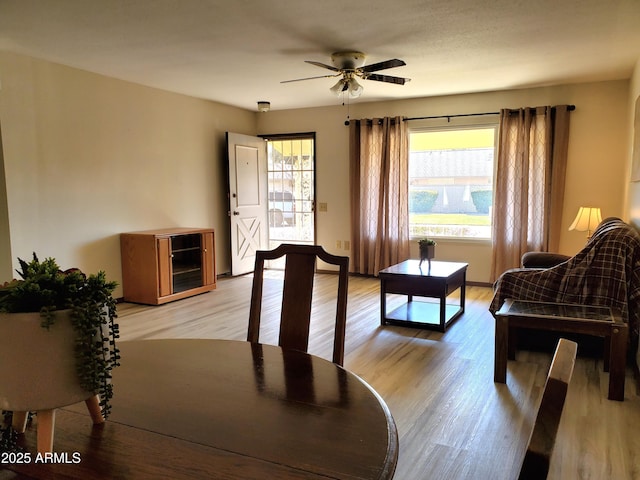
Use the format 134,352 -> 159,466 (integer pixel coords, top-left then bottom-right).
227,132 -> 268,276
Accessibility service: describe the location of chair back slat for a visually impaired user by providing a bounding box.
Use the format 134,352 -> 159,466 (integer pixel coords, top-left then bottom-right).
247,244 -> 349,365
280,252 -> 317,352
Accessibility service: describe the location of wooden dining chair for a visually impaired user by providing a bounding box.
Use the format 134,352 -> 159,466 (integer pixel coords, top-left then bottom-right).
247,243 -> 349,366
518,338 -> 578,480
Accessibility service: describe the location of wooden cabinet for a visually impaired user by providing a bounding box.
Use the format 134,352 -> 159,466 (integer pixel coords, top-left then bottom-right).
120,228 -> 216,305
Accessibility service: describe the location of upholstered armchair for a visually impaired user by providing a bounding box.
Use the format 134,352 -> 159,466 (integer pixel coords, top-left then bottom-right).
490,217 -> 640,365
520,251 -> 570,269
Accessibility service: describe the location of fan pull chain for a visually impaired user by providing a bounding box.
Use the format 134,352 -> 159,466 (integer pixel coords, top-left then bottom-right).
343,93 -> 351,126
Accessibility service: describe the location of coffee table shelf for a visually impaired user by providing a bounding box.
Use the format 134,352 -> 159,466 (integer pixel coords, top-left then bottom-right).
384,301 -> 463,329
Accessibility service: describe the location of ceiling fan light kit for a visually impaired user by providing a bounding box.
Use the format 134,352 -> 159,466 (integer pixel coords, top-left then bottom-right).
282,51 -> 410,98
330,74 -> 363,98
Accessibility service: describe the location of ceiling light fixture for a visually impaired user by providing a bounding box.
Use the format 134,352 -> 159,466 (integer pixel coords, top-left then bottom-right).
329,75 -> 363,98
281,51 -> 410,100
257,101 -> 270,112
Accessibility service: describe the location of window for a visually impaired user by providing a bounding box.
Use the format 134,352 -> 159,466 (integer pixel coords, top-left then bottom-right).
266,136 -> 315,249
409,126 -> 496,239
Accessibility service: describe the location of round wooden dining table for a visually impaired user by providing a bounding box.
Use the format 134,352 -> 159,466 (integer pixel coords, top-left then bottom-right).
7,339 -> 398,480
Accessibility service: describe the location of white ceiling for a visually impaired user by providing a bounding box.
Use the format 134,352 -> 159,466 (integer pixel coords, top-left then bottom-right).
1,0 -> 640,112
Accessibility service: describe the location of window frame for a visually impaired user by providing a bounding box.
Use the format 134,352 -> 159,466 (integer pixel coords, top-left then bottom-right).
408,121 -> 499,242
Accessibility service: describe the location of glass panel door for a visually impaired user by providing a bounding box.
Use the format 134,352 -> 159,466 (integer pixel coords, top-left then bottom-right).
266,136 -> 315,255
171,233 -> 203,293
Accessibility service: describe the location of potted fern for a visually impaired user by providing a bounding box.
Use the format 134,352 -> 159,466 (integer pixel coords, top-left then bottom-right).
0,253 -> 120,453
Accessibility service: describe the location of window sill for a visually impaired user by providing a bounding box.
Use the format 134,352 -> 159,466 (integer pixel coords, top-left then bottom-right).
410,236 -> 492,245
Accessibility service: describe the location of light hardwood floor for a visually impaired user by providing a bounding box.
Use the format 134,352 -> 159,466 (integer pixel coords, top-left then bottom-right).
116,272 -> 640,480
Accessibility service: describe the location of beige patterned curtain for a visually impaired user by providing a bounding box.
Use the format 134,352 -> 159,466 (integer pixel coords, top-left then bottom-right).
349,117 -> 410,275
490,106 -> 571,281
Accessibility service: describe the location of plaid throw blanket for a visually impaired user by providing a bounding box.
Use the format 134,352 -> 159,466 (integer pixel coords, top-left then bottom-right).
490,217 -> 640,353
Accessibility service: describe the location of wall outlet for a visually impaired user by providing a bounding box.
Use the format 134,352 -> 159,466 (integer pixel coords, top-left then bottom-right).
336,240 -> 342,249
318,202 -> 328,212
344,240 -> 350,250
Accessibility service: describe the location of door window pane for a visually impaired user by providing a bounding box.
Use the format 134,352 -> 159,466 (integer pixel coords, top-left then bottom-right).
267,137 -> 315,247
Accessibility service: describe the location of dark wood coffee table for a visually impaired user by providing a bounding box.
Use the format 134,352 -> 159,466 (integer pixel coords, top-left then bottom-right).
379,260 -> 468,332
493,299 -> 628,401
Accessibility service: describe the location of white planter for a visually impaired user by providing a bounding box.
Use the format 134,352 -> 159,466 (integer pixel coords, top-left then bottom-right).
0,309 -> 104,453
0,309 -> 94,412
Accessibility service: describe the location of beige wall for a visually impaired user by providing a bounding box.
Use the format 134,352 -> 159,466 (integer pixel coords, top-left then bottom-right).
259,81 -> 630,283
0,123 -> 11,281
0,51 -> 633,292
628,57 -> 640,226
0,51 -> 256,296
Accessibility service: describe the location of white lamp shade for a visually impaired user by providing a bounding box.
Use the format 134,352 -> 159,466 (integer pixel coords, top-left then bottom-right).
347,78 -> 363,97
330,77 -> 364,97
568,207 -> 602,233
330,79 -> 346,96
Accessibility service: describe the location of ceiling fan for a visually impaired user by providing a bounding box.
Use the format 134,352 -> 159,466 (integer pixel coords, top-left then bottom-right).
281,51 -> 410,98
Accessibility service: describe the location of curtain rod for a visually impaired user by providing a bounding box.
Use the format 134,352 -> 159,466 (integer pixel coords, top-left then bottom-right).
404,104 -> 575,122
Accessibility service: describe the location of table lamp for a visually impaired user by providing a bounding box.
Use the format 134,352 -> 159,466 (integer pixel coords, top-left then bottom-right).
568,206 -> 602,239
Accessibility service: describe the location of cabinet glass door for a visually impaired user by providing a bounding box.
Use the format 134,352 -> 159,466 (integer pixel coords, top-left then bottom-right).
171,234 -> 203,293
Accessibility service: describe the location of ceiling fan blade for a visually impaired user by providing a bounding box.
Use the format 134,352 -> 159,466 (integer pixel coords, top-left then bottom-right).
360,58 -> 406,73
281,74 -> 340,84
305,60 -> 340,72
363,73 -> 411,85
